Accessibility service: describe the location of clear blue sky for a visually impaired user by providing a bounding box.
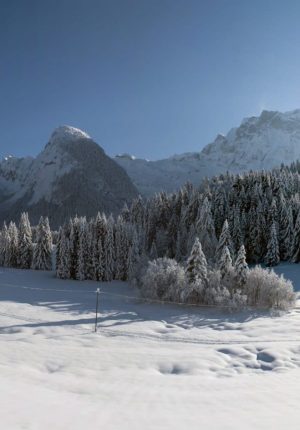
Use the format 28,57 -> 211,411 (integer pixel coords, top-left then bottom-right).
1,0 -> 300,160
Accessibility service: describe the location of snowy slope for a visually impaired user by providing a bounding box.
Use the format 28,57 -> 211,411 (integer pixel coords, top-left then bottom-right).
115,109 -> 300,195
0,126 -> 138,227
1,265 -> 300,429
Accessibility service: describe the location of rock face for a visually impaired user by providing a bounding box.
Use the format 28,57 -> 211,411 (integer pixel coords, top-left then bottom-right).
0,126 -> 138,228
115,109 -> 300,196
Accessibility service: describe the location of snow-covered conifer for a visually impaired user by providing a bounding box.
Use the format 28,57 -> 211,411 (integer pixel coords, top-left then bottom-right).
216,219 -> 234,261
219,245 -> 233,278
195,197 -> 218,262
234,245 -> 248,286
18,212 -> 33,269
185,237 -> 208,284
265,222 -> 280,267
32,217 -> 53,270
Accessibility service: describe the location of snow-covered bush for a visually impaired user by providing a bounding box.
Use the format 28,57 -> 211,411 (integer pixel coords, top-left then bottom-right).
244,266 -> 296,310
140,257 -> 186,302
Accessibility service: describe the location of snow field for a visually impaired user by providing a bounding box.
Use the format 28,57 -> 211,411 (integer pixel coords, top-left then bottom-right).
1,265 -> 300,429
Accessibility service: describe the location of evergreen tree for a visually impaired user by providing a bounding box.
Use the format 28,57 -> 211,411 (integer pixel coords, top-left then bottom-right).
185,237 -> 208,284
32,217 -> 53,270
195,197 -> 218,262
265,222 -> 280,267
128,229 -> 141,281
219,245 -> 233,278
279,204 -> 293,261
216,219 -> 234,261
104,219 -> 114,281
291,209 -> 300,262
18,212 -> 33,269
149,241 -> 158,260
56,225 -> 71,279
234,245 -> 248,286
7,222 -> 19,268
76,218 -> 89,280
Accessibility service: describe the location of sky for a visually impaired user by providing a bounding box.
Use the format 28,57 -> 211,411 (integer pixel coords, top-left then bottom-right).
1,0 -> 300,160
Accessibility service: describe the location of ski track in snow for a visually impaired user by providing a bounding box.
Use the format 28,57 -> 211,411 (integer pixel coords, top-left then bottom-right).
1,264 -> 300,429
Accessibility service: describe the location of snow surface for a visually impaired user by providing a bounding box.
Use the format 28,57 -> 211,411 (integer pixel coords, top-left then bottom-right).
1,264 -> 300,429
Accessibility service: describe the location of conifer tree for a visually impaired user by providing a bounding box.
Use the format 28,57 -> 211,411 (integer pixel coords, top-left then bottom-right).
234,245 -> 248,286
195,197 -> 218,262
291,210 -> 300,262
18,212 -> 33,269
279,204 -> 293,260
149,241 -> 158,260
265,222 -> 280,267
76,218 -> 89,280
56,226 -> 71,279
8,221 -> 19,268
128,229 -> 140,281
185,237 -> 208,284
104,219 -> 114,281
216,219 -> 234,261
32,217 -> 53,270
219,245 -> 233,278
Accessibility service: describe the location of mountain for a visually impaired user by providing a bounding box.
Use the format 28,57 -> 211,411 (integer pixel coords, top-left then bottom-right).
0,126 -> 138,228
115,109 -> 300,195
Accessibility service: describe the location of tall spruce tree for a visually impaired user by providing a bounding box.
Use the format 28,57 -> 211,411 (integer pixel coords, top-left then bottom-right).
265,222 -> 280,267
216,219 -> 234,261
18,212 -> 33,269
234,245 -> 248,286
32,217 -> 53,270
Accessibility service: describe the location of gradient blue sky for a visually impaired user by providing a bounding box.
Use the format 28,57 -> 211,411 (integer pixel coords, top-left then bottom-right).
1,0 -> 300,160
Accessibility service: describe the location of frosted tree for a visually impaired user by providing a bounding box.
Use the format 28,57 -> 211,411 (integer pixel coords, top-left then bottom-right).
265,222 -> 280,267
292,211 -> 300,263
32,217 -> 53,270
0,222 -> 9,266
76,218 -> 89,280
149,240 -> 158,260
185,237 -> 208,284
92,213 -> 107,280
68,217 -> 81,279
216,219 -> 234,262
219,245 -> 233,279
7,221 -> 19,268
279,204 -> 293,261
56,226 -> 70,279
195,197 -> 218,261
104,218 -> 114,281
18,212 -> 33,269
128,229 -> 141,282
234,245 -> 248,286
231,206 -> 243,251
114,217 -> 130,281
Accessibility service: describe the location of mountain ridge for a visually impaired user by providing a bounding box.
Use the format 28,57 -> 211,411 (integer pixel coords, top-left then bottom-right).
0,126 -> 138,228
115,109 -> 300,195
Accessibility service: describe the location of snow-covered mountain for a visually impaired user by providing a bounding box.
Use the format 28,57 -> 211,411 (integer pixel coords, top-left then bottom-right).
115,109 -> 300,195
0,126 -> 138,228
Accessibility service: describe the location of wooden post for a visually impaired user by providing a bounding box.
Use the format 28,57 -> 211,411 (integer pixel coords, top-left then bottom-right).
95,288 -> 100,332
